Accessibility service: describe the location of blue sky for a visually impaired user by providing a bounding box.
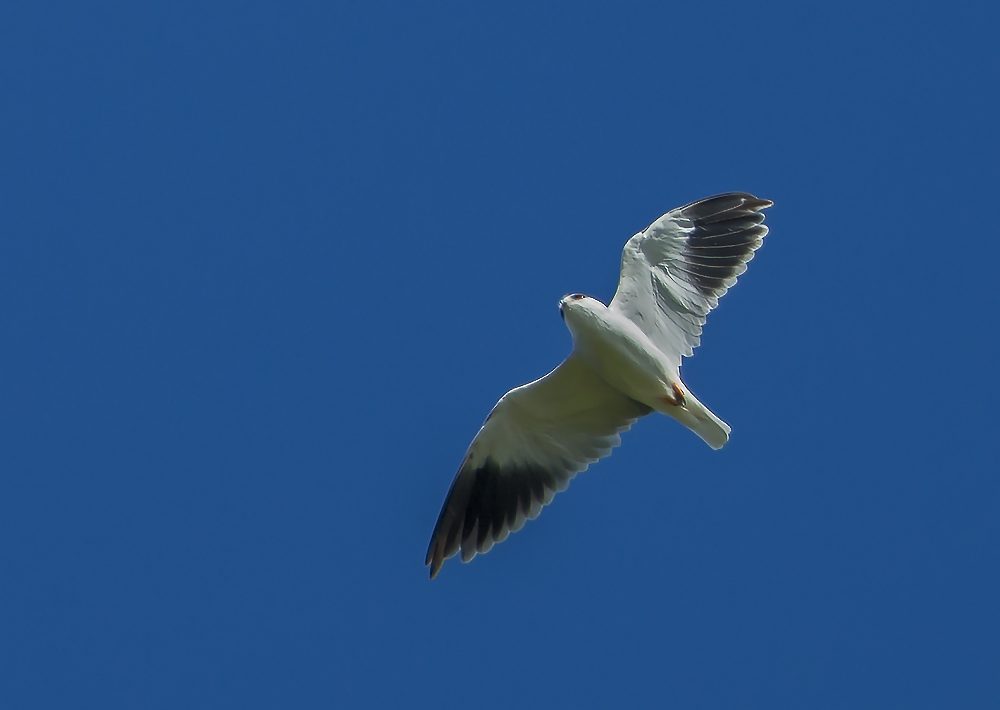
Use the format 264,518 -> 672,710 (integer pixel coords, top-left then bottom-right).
2,1 -> 998,707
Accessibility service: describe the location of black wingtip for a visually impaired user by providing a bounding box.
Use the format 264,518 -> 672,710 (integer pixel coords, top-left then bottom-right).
679,193 -> 773,222
743,197 -> 774,212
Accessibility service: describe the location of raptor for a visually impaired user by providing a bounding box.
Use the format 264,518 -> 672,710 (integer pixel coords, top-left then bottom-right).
426,193 -> 773,578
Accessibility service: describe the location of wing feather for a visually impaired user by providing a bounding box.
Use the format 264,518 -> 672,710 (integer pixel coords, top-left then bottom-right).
610,192 -> 772,365
425,354 -> 651,578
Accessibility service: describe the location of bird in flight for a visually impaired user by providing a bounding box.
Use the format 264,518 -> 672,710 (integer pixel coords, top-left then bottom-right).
426,193 -> 773,578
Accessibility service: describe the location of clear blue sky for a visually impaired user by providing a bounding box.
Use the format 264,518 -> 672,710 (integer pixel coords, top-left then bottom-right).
2,1 -> 998,707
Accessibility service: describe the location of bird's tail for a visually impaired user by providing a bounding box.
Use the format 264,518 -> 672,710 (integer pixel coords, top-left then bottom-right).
656,386 -> 731,450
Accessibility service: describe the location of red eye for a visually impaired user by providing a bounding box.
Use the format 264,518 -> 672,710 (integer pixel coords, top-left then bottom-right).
572,294 -> 584,300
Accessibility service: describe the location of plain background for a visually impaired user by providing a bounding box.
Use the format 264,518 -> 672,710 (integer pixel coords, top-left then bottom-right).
2,1 -> 998,707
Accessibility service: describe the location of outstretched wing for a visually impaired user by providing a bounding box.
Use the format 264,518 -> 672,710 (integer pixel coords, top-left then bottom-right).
610,193 -> 772,369
426,354 -> 651,578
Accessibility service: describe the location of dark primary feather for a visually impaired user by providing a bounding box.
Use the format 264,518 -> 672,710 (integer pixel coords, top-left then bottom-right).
425,458 -> 566,577
672,193 -> 772,299
678,192 -> 772,223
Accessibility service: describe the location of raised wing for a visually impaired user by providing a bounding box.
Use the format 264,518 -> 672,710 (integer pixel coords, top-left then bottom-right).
610,193 -> 772,368
426,354 -> 651,578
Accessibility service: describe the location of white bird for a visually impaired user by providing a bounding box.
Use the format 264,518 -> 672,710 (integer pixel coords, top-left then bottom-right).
426,193 -> 772,578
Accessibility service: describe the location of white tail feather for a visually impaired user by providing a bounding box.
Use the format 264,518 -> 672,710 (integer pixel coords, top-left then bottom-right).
656,389 -> 730,449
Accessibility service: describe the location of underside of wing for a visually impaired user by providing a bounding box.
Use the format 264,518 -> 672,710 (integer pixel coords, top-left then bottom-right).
609,192 -> 772,364
425,354 -> 651,578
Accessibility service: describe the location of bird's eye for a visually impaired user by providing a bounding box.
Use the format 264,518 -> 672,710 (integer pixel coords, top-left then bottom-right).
572,294 -> 584,300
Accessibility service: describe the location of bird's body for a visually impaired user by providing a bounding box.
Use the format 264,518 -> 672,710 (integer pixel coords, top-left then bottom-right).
426,193 -> 772,578
562,295 -> 674,406
563,295 -> 731,450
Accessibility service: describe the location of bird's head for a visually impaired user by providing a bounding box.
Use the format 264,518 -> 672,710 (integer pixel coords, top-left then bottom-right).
558,293 -> 591,321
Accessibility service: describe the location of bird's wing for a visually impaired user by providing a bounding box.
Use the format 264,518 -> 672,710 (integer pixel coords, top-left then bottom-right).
426,353 -> 652,578
609,193 -> 772,368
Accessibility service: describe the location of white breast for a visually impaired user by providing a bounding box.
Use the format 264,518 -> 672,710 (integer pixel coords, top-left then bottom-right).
562,299 -> 674,407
